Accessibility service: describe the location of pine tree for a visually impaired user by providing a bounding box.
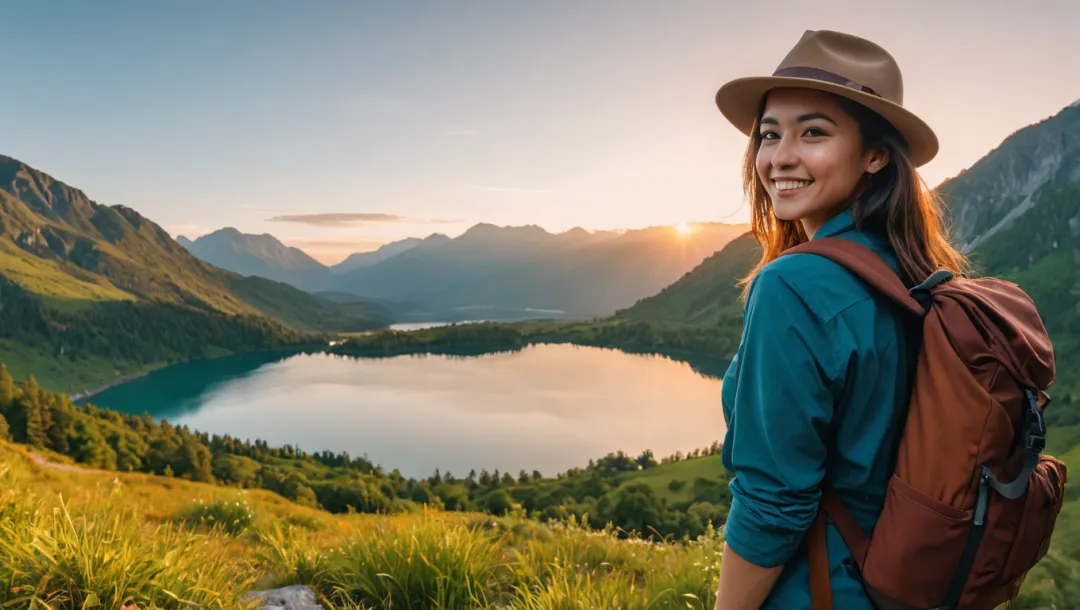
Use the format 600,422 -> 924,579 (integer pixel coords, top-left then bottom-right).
47,397 -> 73,455
20,377 -> 51,448
0,364 -> 14,410
72,419 -> 117,470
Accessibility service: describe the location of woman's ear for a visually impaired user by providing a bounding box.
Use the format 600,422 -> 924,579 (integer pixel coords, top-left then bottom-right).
867,147 -> 890,175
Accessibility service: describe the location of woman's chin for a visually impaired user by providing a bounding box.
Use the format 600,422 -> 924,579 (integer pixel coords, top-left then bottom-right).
771,201 -> 808,222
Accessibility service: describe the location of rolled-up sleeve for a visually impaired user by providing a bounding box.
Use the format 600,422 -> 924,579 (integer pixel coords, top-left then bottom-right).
721,264 -> 845,568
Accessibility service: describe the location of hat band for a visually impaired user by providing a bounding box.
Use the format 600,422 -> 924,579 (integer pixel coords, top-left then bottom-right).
773,66 -> 882,98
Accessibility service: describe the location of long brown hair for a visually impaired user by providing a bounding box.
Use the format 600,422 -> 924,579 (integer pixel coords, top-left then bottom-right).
737,91 -> 969,300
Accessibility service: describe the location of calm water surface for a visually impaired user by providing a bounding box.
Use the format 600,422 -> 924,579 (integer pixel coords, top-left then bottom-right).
87,343 -> 728,479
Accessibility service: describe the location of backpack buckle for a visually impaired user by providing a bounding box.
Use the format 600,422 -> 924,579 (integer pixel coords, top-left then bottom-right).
1025,388 -> 1047,453
1027,431 -> 1046,453
908,269 -> 954,309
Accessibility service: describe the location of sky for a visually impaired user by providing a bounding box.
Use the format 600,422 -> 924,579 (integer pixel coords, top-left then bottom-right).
1,1 -> 1077,264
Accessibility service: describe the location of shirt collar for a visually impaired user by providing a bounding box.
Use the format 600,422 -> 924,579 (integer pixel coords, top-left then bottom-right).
810,206 -> 857,241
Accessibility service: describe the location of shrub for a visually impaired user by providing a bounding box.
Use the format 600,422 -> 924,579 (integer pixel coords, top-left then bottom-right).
175,496 -> 257,536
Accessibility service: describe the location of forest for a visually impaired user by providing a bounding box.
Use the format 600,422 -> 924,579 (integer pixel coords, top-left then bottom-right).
0,275 -> 312,369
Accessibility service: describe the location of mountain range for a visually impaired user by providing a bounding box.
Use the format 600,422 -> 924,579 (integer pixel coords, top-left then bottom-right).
177,230 -> 454,293
179,218 -> 750,321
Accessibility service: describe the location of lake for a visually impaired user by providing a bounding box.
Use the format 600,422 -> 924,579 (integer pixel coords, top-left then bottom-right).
85,343 -> 729,479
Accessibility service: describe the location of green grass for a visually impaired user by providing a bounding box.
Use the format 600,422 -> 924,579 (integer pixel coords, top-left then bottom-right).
615,454 -> 725,505
0,238 -> 134,303
0,441 -> 728,610
1,420 -> 1077,609
0,337 -> 166,395
0,450 -> 258,609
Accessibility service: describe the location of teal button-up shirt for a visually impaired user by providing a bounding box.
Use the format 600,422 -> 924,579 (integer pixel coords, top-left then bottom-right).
720,207 -> 918,608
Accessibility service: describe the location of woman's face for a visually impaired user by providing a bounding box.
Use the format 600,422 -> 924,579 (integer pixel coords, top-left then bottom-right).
754,87 -> 887,237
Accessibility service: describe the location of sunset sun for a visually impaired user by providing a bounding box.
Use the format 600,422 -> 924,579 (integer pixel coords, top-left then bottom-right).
674,222 -> 693,237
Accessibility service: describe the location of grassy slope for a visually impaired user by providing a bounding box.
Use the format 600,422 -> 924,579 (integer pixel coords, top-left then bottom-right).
228,275 -> 394,333
615,454 -> 725,506
0,238 -> 133,304
0,440 -> 727,610
0,337 -> 162,396
2,435 -> 1071,608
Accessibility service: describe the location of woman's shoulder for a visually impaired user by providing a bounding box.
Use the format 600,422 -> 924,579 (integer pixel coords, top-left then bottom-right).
748,244 -> 890,324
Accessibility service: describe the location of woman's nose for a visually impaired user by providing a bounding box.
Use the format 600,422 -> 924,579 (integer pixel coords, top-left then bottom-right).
770,136 -> 799,170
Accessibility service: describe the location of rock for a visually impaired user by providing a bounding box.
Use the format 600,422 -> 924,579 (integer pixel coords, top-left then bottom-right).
243,585 -> 324,610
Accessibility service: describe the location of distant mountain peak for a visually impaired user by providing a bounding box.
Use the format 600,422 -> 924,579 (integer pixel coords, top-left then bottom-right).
461,222 -> 551,239
1070,98 -> 1080,109
202,227 -> 243,238
461,222 -> 499,236
181,226 -> 328,288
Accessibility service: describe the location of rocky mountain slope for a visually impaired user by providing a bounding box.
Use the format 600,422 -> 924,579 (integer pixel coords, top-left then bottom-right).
936,101 -> 1080,253
179,228 -> 327,291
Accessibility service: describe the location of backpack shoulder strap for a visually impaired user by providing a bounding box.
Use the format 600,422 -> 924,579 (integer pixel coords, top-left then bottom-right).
781,237 -> 930,316
780,237 -> 943,610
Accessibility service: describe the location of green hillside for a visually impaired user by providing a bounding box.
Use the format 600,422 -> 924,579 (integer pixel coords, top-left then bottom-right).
613,232 -> 760,327
0,154 -> 395,391
0,439 -> 730,610
226,274 -> 393,333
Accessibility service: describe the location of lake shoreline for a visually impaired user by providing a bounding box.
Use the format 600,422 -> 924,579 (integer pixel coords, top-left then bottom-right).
81,340 -> 728,480
73,322 -> 734,404
68,343 -> 332,403
69,369 -> 154,403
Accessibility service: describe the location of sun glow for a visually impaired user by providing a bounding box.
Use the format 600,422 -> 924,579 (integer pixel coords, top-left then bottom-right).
674,222 -> 693,237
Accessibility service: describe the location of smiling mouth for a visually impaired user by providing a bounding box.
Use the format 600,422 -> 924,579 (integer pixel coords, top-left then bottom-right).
773,179 -> 814,192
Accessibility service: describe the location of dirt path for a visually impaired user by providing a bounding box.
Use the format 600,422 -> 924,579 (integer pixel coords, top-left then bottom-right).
28,452 -> 110,475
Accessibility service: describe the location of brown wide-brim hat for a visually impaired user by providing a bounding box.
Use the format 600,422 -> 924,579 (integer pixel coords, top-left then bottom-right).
715,29 -> 939,167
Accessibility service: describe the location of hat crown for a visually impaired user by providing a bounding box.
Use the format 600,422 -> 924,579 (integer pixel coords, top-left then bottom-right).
713,29 -> 938,166
775,30 -> 904,105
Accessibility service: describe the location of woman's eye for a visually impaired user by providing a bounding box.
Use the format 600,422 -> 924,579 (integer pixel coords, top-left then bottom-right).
760,131 -> 778,140
804,127 -> 826,137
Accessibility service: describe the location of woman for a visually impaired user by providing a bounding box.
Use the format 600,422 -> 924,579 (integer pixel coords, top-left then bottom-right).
710,30 -> 968,609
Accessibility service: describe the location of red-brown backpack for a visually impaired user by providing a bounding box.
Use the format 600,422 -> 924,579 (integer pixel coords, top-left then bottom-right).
781,237 -> 1067,610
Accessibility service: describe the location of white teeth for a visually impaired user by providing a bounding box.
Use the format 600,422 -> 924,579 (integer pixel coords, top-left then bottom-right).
775,180 -> 812,191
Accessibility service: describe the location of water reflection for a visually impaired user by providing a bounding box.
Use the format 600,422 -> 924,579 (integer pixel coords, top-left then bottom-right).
87,344 -> 729,479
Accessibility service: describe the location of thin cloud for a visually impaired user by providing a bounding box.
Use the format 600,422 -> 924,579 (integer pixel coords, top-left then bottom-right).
268,213 -> 404,226
268,213 -> 462,226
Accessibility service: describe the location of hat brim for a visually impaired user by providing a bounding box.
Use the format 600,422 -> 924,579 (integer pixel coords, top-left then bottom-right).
715,76 -> 939,167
